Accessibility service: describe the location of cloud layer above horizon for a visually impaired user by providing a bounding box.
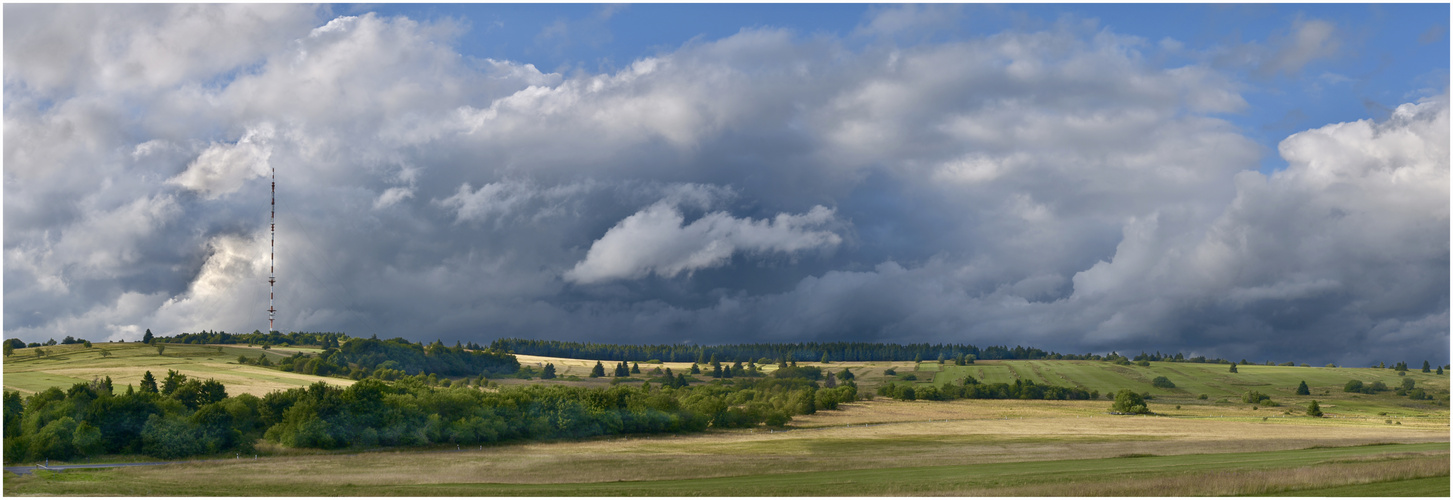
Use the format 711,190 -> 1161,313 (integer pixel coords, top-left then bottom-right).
4,4 -> 1448,365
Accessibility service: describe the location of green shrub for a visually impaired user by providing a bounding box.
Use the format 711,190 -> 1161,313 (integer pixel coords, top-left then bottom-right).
1110,389 -> 1150,414
1306,400 -> 1323,417
1150,376 -> 1175,388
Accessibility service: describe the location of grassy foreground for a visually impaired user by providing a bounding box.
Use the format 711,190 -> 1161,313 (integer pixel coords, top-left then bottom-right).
6,442 -> 1446,496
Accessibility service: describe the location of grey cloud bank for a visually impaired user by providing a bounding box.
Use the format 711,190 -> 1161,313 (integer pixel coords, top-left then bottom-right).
4,5 -> 1447,366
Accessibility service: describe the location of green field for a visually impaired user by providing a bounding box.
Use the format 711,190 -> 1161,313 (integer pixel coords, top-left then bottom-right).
925,359 -> 1449,418
5,432 -> 1446,496
3,342 -> 352,396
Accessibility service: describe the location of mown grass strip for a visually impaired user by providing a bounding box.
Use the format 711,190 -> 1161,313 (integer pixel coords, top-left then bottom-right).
1262,475 -> 1450,497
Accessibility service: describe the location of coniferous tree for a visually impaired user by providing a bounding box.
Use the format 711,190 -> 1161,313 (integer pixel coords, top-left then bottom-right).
690,363 -> 701,374
675,373 -> 688,388
1438,366 -> 1444,375
712,364 -> 723,378
140,371 -> 159,393
1423,361 -> 1431,373
143,329 -> 154,344
1296,381 -> 1310,395
1229,363 -> 1238,373
614,362 -> 628,377
631,363 -> 641,374
161,369 -> 186,395
590,361 -> 605,378
1306,400 -> 1323,417
825,371 -> 837,388
820,353 -> 830,364
838,368 -> 854,380
541,363 -> 557,379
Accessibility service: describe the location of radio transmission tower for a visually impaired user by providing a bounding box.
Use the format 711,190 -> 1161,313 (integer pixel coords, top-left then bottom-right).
268,164 -> 277,333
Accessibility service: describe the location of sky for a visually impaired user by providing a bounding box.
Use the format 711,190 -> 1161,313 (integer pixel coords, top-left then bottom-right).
3,3 -> 1448,366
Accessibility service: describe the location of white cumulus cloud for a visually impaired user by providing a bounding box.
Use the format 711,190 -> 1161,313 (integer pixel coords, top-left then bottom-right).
566,203 -> 841,284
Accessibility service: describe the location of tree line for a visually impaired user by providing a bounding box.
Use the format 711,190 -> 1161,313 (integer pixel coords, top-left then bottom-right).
488,338 -> 1119,363
4,369 -> 857,464
159,330 -> 349,347
876,376 -> 1097,402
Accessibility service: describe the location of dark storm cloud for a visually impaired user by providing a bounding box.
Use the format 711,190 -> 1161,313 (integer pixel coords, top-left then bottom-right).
4,5 -> 1446,366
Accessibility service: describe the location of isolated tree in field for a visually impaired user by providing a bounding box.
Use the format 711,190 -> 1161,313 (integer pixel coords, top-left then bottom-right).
838,368 -> 854,380
1439,366 -> 1445,375
143,329 -> 154,344
914,354 -> 923,364
1306,400 -> 1323,417
1111,389 -> 1150,414
937,353 -> 945,365
1228,363 -> 1238,373
690,363 -> 701,374
590,361 -> 605,378
1423,361 -> 1431,373
34,348 -> 46,357
821,353 -> 830,364
1295,381 -> 1310,395
712,364 -> 723,378
1343,380 -> 1364,393
614,362 -> 628,377
140,371 -> 159,393
541,363 -> 556,379
631,362 -> 641,374
1400,378 -> 1415,391
1151,376 -> 1175,389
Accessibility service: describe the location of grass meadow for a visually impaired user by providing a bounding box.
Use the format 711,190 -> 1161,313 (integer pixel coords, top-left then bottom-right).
4,349 -> 1448,495
3,342 -> 352,396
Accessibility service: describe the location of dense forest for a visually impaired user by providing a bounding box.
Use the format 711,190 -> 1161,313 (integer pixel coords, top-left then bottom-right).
489,338 -> 1234,365
238,337 -> 519,379
3,371 -> 856,464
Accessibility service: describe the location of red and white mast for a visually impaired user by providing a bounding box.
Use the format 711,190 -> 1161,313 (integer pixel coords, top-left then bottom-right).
268,164 -> 277,333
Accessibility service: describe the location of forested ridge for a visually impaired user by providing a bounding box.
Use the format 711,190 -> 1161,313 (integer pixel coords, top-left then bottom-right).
236,337 -> 519,379
489,338 -> 1235,364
